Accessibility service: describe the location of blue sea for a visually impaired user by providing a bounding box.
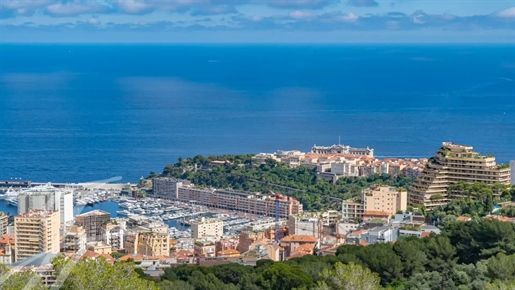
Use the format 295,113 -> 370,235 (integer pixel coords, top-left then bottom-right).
0,44 -> 514,183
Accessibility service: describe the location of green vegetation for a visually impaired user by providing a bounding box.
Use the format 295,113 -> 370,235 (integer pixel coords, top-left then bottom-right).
0,264 -> 46,290
110,251 -> 125,259
497,163 -> 510,170
499,206 -> 515,217
155,154 -> 414,211
51,255 -> 158,290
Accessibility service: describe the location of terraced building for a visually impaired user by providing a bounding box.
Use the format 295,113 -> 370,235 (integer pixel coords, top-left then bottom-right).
408,142 -> 511,210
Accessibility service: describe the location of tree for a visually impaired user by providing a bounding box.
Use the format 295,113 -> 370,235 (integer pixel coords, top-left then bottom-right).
110,252 -> 125,259
157,280 -> 195,290
314,262 -> 382,290
51,255 -> 158,290
486,253 -> 515,282
0,268 -> 46,290
258,263 -> 314,290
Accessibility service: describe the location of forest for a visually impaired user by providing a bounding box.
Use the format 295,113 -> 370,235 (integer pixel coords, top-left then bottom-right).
152,154 -> 415,211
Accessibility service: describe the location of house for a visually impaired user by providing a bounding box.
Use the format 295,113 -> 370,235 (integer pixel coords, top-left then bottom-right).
280,235 -> 318,259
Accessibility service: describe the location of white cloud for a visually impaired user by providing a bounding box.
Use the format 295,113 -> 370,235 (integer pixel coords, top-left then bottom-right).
337,12 -> 358,22
87,18 -> 100,25
495,7 -> 515,18
289,10 -> 317,19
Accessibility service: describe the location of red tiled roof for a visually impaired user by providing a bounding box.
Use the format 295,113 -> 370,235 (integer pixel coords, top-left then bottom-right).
217,249 -> 240,256
0,234 -> 15,246
281,235 -> 318,243
420,232 -> 431,239
359,240 -> 368,246
456,216 -> 471,222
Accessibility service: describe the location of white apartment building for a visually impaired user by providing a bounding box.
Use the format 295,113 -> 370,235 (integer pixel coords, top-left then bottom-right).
190,217 -> 224,239
17,184 -> 73,231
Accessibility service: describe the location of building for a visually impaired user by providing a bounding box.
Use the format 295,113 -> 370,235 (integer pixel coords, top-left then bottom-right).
75,210 -> 111,242
0,234 -> 15,264
360,226 -> 398,245
153,178 -> 184,200
14,210 -> 60,261
0,212 -> 8,235
280,235 -> 318,259
190,217 -> 223,239
17,184 -> 74,232
126,230 -> 170,256
86,241 -> 112,254
288,214 -> 321,238
63,225 -> 87,253
409,142 -> 511,209
342,186 -> 407,219
176,186 -> 302,218
311,144 -> 374,157
194,240 -> 216,257
102,221 -> 125,250
398,224 -> 441,238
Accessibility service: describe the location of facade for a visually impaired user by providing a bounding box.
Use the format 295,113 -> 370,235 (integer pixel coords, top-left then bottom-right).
17,184 -> 73,231
176,186 -> 302,218
194,240 -> 216,257
75,210 -> 111,242
126,230 -> 170,256
409,142 -> 511,209
311,144 -> 374,157
288,215 -> 321,238
190,217 -> 223,239
102,222 -> 125,250
63,225 -> 87,253
86,241 -> 112,254
342,186 -> 407,219
14,210 -> 60,261
360,226 -> 398,245
153,178 -> 183,200
0,212 -> 8,235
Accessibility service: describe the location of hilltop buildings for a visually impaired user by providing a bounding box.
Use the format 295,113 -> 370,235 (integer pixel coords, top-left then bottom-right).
311,144 -> 374,157
14,210 -> 60,262
408,142 -> 511,209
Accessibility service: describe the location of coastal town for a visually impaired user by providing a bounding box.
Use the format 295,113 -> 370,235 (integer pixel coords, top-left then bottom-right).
0,141 -> 514,288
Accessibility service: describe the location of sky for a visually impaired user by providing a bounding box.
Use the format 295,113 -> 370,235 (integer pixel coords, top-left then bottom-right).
0,0 -> 514,42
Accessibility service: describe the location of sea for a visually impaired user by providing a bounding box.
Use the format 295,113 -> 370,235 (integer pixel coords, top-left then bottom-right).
0,44 -> 514,183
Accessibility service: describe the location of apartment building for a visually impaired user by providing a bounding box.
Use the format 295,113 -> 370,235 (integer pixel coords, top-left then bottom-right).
409,142 -> 511,209
175,185 -> 302,218
288,214 -> 321,238
102,222 -> 125,250
152,178 -> 183,200
190,217 -> 223,239
194,240 -> 216,257
63,225 -> 87,253
14,210 -> 60,261
17,184 -> 73,231
0,212 -> 8,235
126,230 -> 169,256
75,210 -> 111,242
342,186 -> 407,219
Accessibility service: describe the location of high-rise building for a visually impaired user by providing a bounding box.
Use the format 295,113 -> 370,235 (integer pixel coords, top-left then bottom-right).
288,215 -> 320,238
342,186 -> 407,219
74,210 -> 111,242
14,210 -> 60,261
190,217 -> 223,239
409,142 -> 511,210
153,178 -> 183,199
17,184 -> 74,231
102,221 -> 125,250
0,212 -> 8,235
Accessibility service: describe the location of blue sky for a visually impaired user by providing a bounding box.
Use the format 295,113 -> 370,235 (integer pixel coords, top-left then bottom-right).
0,0 -> 514,42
